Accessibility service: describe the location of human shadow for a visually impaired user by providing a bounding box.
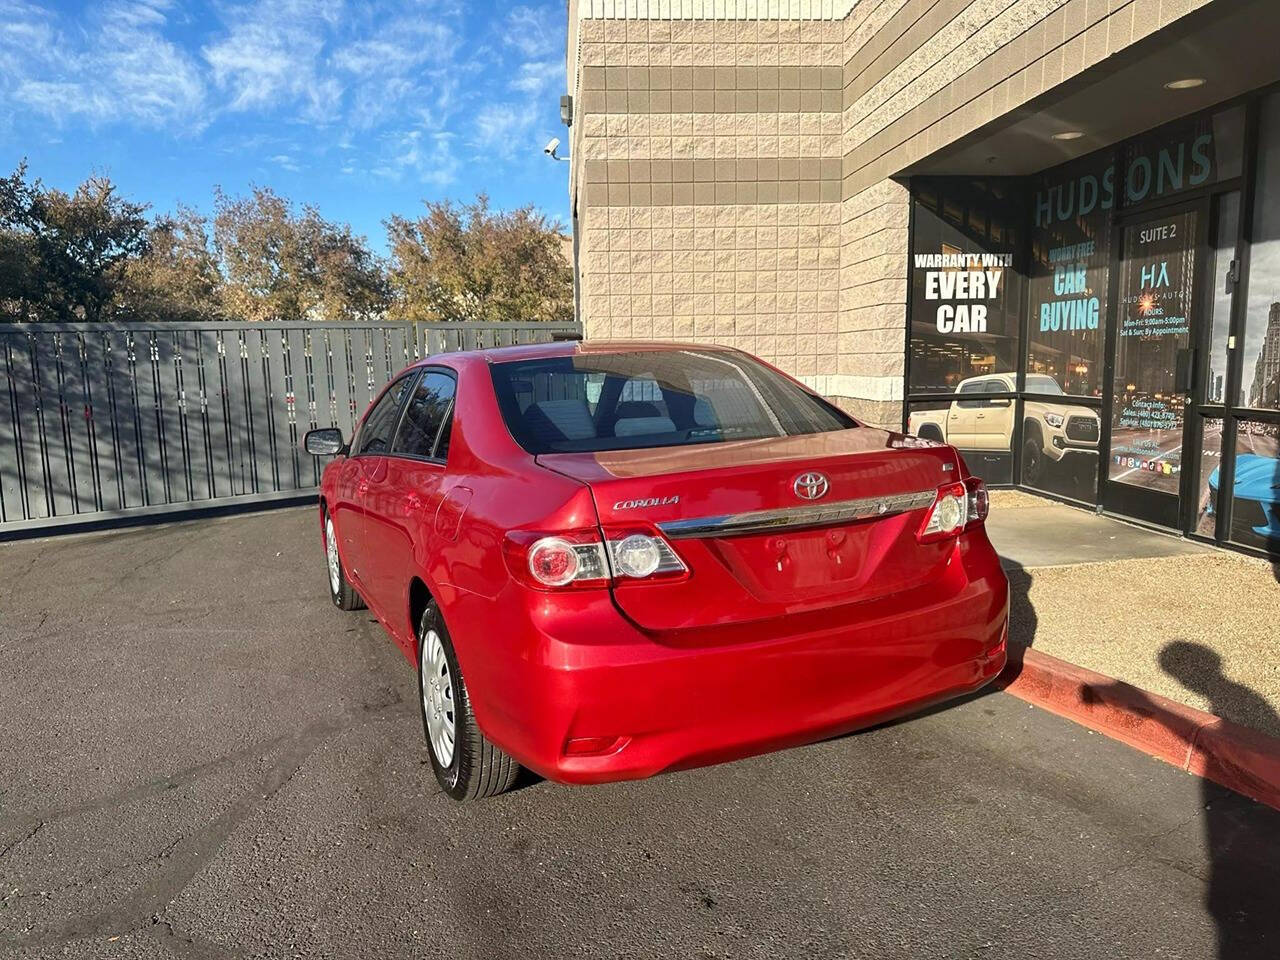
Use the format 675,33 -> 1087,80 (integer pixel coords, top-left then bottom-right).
1005,554 -> 1280,957
1084,641 -> 1280,959
1003,559 -> 1038,652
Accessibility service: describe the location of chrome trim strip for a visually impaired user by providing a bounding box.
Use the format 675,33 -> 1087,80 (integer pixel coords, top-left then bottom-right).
656,489 -> 938,540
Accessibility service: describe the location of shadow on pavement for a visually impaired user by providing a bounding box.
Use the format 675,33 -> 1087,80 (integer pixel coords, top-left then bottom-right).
1013,552 -> 1280,960
1004,560 -> 1038,651
1114,641 -> 1280,960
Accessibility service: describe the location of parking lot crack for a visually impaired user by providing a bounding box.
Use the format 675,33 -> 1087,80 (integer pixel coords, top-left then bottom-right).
0,819 -> 45,861
0,699 -> 405,949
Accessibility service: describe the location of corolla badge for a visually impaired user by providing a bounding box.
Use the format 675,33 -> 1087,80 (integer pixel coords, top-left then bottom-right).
793,471 -> 829,501
613,495 -> 680,510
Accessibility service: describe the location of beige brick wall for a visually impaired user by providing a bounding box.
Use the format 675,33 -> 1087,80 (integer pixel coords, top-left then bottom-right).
568,0 -> 1223,431
572,18 -> 847,389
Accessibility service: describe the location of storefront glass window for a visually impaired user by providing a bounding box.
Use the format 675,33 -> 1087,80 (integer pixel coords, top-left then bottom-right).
1241,93 -> 1280,411
1027,153 -> 1113,397
1019,400 -> 1101,504
1204,193 -> 1241,405
906,395 -> 1014,486
1121,104 -> 1245,205
1193,417 -> 1226,538
1227,420 -> 1280,551
908,179 -> 1023,395
1107,209 -> 1199,496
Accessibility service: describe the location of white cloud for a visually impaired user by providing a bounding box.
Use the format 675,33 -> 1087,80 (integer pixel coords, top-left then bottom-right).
1,0 -> 206,128
372,129 -> 458,186
510,59 -> 563,97
471,102 -> 538,160
0,0 -> 570,193
202,0 -> 344,123
502,5 -> 560,60
0,1 -> 55,74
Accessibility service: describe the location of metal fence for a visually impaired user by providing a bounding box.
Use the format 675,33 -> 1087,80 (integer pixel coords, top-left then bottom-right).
0,320 -> 581,534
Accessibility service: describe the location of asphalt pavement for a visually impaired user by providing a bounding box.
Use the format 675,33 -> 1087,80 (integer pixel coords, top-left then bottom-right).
1,506 -> 1278,960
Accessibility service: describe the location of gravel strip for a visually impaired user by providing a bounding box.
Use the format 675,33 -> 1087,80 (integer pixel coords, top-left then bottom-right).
989,490 -> 1057,510
1007,552 -> 1280,738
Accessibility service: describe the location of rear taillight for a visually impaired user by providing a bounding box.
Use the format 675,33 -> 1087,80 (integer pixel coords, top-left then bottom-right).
604,532 -> 687,580
965,476 -> 989,525
527,536 -> 609,587
504,529 -> 686,590
918,478 -> 988,543
504,531 -> 610,589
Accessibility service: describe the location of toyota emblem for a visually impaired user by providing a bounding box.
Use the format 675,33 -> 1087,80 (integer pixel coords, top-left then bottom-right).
793,471 -> 829,501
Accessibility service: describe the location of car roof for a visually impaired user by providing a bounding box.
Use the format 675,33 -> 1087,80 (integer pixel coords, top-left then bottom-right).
417,339 -> 741,367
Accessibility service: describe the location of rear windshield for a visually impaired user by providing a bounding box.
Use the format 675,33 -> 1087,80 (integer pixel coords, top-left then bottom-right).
490,350 -> 856,454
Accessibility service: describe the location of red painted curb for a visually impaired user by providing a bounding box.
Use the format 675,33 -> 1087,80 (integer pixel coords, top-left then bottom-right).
996,645 -> 1280,811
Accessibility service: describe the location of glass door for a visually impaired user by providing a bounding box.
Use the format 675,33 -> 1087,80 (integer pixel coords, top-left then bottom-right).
1102,202 -> 1207,528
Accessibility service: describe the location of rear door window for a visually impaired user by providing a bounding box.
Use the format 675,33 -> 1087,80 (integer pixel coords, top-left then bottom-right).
392,371 -> 456,460
491,349 -> 855,454
956,380 -> 990,408
353,374 -> 416,456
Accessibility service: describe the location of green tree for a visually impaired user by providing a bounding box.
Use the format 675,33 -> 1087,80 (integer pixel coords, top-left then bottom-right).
386,194 -> 572,325
0,161 -> 150,322
121,206 -> 223,322
213,187 -> 388,323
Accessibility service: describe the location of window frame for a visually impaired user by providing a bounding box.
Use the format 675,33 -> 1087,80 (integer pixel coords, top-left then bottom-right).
350,370 -> 421,460
388,366 -> 458,465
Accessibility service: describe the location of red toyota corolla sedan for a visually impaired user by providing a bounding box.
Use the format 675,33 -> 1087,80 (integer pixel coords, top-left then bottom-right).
304,341 -> 1008,801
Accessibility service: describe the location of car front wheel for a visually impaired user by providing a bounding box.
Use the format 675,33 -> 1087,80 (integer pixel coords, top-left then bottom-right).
418,602 -> 520,801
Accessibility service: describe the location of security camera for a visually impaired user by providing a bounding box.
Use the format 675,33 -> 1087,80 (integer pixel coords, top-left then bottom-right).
544,138 -> 560,157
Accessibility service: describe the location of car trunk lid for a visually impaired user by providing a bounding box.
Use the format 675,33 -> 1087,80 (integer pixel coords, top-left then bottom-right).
537,429 -> 960,633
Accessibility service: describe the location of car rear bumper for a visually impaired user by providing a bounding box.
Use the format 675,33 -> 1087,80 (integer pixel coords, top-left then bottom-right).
450,531 -> 1009,786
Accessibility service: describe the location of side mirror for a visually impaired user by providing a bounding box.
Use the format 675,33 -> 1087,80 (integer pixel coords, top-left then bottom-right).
988,398 -> 1012,408
304,427 -> 346,456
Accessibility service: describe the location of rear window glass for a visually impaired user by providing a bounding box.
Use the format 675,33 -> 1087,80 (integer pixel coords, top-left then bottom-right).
490,350 -> 856,454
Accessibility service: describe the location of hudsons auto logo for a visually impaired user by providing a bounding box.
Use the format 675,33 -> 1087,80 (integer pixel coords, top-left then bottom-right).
792,472 -> 829,501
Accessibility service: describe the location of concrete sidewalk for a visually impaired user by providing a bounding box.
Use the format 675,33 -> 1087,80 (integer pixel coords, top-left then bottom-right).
985,491 -> 1280,740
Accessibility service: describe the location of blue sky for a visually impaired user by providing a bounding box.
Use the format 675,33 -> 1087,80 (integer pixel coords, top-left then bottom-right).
0,0 -> 571,252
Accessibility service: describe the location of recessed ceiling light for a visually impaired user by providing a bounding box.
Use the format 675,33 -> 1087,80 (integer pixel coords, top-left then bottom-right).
1164,77 -> 1206,90
1052,131 -> 1085,141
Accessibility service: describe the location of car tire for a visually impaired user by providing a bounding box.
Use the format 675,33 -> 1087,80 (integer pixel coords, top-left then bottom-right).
1022,437 -> 1044,486
418,602 -> 521,801
323,509 -> 365,611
